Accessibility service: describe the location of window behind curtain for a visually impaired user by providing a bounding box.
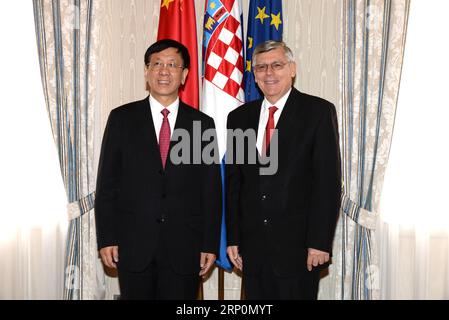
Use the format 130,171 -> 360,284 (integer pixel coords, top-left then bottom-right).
0,1 -> 67,299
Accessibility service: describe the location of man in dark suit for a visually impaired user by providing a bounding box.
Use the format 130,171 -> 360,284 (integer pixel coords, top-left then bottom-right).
95,39 -> 221,300
226,40 -> 341,300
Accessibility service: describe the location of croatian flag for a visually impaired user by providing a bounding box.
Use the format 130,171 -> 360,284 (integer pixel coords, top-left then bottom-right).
201,0 -> 245,270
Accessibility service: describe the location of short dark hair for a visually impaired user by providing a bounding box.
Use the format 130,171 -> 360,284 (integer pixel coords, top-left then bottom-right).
144,39 -> 190,69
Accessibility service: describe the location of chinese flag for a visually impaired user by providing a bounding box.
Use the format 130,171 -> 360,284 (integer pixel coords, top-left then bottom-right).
157,0 -> 199,109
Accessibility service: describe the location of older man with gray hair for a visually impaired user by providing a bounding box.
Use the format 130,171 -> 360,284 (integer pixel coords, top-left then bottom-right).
226,40 -> 341,300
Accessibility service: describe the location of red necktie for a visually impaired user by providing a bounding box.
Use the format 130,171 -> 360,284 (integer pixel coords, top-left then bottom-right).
263,106 -> 278,156
159,108 -> 171,169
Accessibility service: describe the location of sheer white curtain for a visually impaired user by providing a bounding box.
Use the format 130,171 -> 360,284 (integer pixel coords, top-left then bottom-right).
0,2 -> 67,299
379,0 -> 449,300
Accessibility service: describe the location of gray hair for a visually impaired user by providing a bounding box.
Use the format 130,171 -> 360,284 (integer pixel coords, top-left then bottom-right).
252,40 -> 295,66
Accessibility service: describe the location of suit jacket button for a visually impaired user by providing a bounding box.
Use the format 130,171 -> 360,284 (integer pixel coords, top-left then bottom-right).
263,219 -> 268,226
158,170 -> 164,176
261,195 -> 267,201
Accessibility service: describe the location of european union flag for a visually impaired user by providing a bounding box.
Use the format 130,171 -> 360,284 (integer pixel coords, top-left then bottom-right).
244,0 -> 283,102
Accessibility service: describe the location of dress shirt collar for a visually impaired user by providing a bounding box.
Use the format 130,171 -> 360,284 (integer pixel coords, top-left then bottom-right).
149,95 -> 179,116
261,88 -> 292,114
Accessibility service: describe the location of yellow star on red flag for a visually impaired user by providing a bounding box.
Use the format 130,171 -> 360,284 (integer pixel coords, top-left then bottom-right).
161,0 -> 175,10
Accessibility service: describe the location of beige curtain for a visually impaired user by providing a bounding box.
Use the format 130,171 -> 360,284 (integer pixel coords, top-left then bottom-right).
320,0 -> 410,300
33,0 -> 105,299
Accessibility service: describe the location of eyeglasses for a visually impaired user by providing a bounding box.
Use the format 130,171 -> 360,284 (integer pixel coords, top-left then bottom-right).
253,61 -> 290,73
147,61 -> 184,72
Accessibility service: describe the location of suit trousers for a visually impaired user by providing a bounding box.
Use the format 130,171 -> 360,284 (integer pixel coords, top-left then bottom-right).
243,261 -> 320,300
117,246 -> 199,300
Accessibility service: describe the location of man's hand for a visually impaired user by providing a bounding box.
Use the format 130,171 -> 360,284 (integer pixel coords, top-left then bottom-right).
307,248 -> 329,271
99,246 -> 119,269
227,246 -> 243,271
199,252 -> 216,278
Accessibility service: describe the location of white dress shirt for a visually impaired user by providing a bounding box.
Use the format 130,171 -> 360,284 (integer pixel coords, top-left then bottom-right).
256,88 -> 292,154
149,95 -> 179,142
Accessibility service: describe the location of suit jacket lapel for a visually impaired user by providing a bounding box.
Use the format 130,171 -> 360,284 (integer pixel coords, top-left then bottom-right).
247,101 -> 264,165
136,97 -> 164,171
275,88 -> 301,157
250,101 -> 262,135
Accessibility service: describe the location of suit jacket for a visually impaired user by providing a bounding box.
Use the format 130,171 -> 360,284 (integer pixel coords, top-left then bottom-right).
226,88 -> 341,276
95,97 -> 222,275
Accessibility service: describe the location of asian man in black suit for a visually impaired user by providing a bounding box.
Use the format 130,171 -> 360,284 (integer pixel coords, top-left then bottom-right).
95,39 -> 221,300
226,40 -> 341,300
